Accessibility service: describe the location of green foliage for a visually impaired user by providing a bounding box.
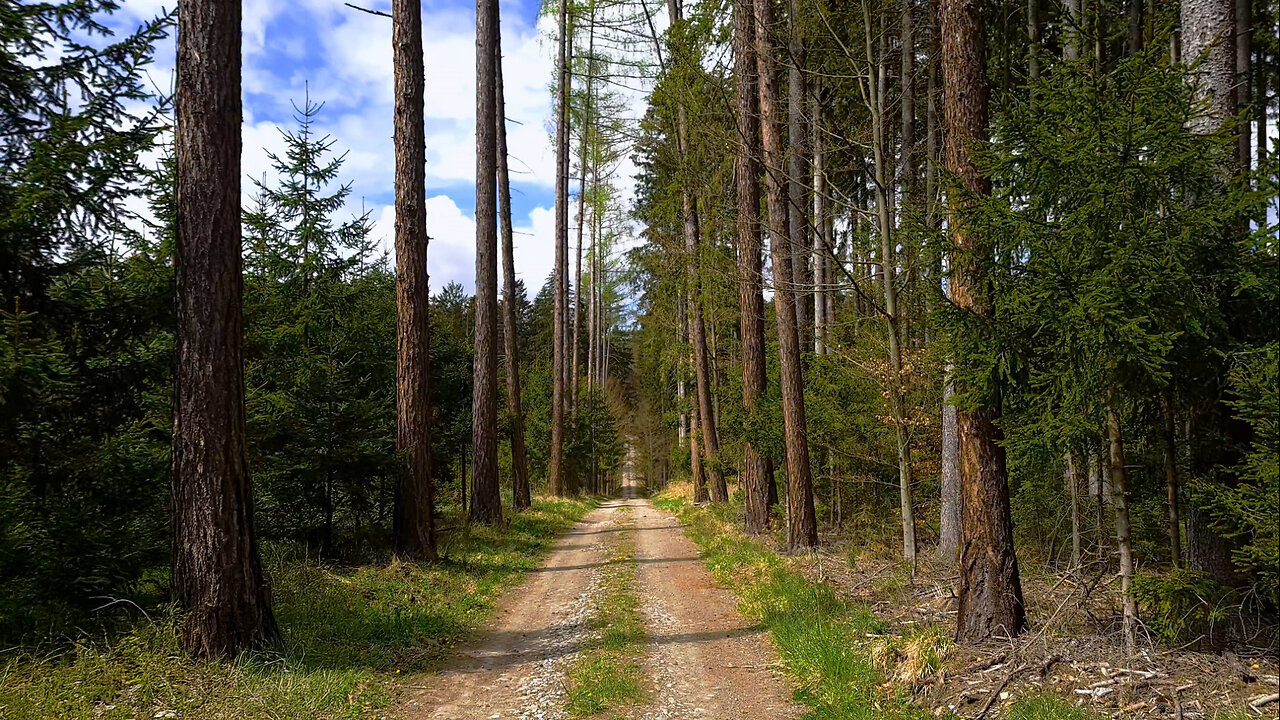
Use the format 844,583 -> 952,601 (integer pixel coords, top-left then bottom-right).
958,44 -> 1250,436
1132,567 -> 1241,644
0,1 -> 174,642
1197,343 -> 1279,603
242,98 -> 396,553
0,498 -> 593,720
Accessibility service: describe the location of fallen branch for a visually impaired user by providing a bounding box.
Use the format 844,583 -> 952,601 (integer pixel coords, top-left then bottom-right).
1249,693 -> 1279,712
973,656 -> 1058,720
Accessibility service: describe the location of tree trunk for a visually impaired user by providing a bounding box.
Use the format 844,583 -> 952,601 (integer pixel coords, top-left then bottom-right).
1235,0 -> 1250,170
1182,0 -> 1236,136
1067,449 -> 1083,569
1064,0 -> 1081,60
549,0 -> 571,496
391,0 -> 437,559
573,17 -> 594,411
1255,37 -> 1267,184
689,349 -> 709,503
1027,0 -> 1040,81
866,3 -> 917,567
470,0 -> 502,525
173,0 -> 280,658
812,91 -> 830,356
1161,397 -> 1182,567
1127,0 -> 1144,55
757,0 -> 817,551
496,23 -> 531,511
787,0 -> 810,342
942,0 -> 1027,642
1106,404 -> 1137,655
939,372 -> 961,560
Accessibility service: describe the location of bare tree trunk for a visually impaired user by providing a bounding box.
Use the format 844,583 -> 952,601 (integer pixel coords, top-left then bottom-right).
1256,37 -> 1268,183
943,0 -> 1027,642
173,0 -> 279,658
1127,0 -> 1144,55
1182,0 -> 1236,136
1064,0 -> 1081,60
470,0 -> 502,524
757,0 -> 817,551
1027,0 -> 1040,81
549,0 -> 572,496
1067,449 -> 1083,569
1235,0 -> 1251,170
939,372 -> 961,560
1160,398 -> 1182,567
812,91 -> 830,356
573,169 -> 584,405
1093,451 -> 1107,557
1106,404 -> 1137,655
390,0 -> 438,559
865,2 -> 917,567
573,15 -> 595,412
787,0 -> 810,342
495,21 -> 531,511
689,349 -> 708,502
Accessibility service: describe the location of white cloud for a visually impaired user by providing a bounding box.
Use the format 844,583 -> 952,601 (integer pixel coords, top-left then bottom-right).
373,197 -> 556,296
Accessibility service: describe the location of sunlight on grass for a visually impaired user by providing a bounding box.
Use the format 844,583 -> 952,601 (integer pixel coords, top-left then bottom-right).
563,523 -> 646,717
0,497 -> 593,720
654,491 -> 935,720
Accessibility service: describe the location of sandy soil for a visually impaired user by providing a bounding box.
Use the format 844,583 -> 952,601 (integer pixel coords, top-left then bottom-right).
400,495 -> 800,720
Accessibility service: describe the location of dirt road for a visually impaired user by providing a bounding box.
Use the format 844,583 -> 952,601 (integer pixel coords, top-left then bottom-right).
401,497 -> 800,719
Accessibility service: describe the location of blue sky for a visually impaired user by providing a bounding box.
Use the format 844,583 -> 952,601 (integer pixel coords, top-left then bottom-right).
117,0 -> 588,293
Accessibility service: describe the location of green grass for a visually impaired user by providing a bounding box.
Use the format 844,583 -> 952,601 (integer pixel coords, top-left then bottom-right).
654,492 -> 932,720
0,497 -> 593,720
654,493 -> 1120,720
563,516 -> 647,717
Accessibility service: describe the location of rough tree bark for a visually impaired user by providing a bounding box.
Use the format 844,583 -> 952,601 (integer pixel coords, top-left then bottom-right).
1160,397 -> 1182,567
942,0 -> 1027,642
939,372 -> 961,560
757,0 -> 817,550
391,0 -> 437,559
1107,405 -> 1137,655
470,0 -> 502,524
549,0 -> 571,496
1182,0 -> 1236,136
1067,449 -> 1083,569
735,0 -> 774,532
812,92 -> 831,356
1063,0 -> 1081,60
786,0 -> 810,341
173,0 -> 280,658
495,20 -> 531,511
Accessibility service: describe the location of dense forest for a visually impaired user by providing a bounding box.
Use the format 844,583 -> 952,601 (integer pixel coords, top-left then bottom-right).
1,0 -> 1277,717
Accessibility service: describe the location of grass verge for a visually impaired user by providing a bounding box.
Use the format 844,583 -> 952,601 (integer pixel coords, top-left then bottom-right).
653,491 -> 1111,720
0,497 -> 593,720
563,509 -> 647,717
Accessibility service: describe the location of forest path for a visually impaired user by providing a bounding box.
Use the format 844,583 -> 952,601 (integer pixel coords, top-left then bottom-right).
400,492 -> 800,720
